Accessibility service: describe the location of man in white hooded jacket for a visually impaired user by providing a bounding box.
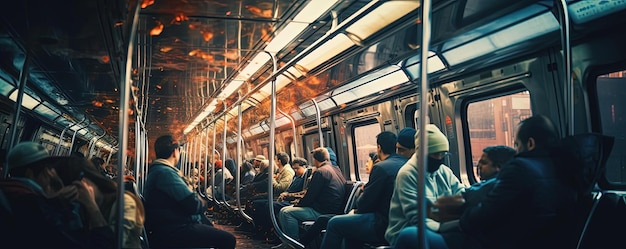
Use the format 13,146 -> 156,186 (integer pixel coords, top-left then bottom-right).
385,124 -> 466,248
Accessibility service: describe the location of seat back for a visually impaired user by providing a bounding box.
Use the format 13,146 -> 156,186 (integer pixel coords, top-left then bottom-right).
558,133 -> 615,249
561,133 -> 614,198
342,181 -> 364,214
302,167 -> 313,189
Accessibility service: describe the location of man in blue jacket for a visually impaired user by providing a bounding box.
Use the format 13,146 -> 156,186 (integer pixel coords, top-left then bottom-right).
143,134 -> 236,248
320,129 -> 413,248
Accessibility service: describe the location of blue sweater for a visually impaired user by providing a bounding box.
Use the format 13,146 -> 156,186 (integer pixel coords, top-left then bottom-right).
144,159 -> 205,228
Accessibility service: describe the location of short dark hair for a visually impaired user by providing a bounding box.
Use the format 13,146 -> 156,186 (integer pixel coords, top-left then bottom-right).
517,115 -> 560,151
155,135 -> 179,159
483,146 -> 516,168
377,131 -> 397,155
292,157 -> 308,167
311,147 -> 329,163
276,152 -> 290,165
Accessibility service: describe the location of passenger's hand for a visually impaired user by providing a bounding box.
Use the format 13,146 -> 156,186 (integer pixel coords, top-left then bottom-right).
48,184 -> 79,203
73,180 -> 98,208
430,195 -> 465,222
277,192 -> 287,202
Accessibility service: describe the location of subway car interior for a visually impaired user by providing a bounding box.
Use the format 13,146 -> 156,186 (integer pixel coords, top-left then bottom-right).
1,0 -> 625,248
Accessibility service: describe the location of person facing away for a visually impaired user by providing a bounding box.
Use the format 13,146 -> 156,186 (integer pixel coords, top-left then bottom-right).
276,147 -> 347,244
0,142 -> 110,248
386,124 -> 466,248
442,115 -> 577,249
321,130 -> 411,249
55,156 -> 145,248
143,134 -> 236,249
272,151 -> 295,194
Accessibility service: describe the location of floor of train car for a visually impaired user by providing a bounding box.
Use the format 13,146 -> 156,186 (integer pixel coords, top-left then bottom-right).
213,222 -> 280,249
209,210 -> 282,249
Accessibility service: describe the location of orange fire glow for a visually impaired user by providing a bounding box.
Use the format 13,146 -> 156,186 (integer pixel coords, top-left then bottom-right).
150,21 -> 164,36
100,55 -> 110,63
92,100 -> 103,107
171,13 -> 189,24
245,5 -> 273,18
141,0 -> 154,9
160,47 -> 173,53
200,30 -> 214,42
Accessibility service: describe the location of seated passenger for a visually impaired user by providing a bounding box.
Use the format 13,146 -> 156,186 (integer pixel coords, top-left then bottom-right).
434,115 -> 578,249
320,129 -> 412,249
143,134 -> 236,249
247,157 -> 308,238
460,145 -> 515,208
55,156 -> 145,248
386,124 -> 466,249
273,147 -> 346,249
0,142 -> 110,248
240,160 -> 256,185
213,159 -> 234,200
272,152 -> 295,195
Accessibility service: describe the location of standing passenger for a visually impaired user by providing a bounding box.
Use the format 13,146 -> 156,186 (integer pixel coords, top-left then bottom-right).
143,134 -> 236,249
274,147 -> 346,248
321,130 -> 412,248
386,124 -> 466,249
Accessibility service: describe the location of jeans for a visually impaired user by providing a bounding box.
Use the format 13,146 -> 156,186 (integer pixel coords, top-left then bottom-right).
278,205 -> 321,239
394,226 -> 449,249
320,213 -> 385,249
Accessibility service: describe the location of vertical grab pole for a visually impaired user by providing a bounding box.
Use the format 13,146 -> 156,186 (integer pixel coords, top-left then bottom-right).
221,102 -> 228,203
278,108 -> 297,157
417,0 -> 432,248
8,50 -> 30,152
211,123 -> 217,200
311,99 -> 324,148
204,124 -> 210,197
117,0 -> 141,247
236,94 -> 253,222
265,51 -> 304,249
555,0 -> 573,136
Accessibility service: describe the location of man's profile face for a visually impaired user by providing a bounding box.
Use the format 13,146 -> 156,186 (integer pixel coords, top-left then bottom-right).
477,153 -> 498,180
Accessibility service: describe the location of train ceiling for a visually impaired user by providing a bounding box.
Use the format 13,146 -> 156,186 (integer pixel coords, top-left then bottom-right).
0,0 -> 620,153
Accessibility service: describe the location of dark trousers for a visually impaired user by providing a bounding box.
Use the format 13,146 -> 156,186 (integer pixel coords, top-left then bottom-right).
148,223 -> 236,249
251,199 -> 291,234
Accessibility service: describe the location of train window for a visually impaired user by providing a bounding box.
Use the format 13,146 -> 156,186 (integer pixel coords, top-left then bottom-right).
466,91 -> 531,181
596,71 -> 626,185
404,102 -> 430,129
353,121 -> 381,183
